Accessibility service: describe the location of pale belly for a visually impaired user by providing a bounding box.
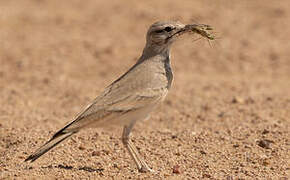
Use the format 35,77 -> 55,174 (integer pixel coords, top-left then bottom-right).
94,102 -> 160,129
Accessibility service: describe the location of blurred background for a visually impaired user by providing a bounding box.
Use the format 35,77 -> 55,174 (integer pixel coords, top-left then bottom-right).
1,0 -> 289,179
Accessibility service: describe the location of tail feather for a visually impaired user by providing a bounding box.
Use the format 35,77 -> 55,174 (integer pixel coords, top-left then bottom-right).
25,131 -> 75,162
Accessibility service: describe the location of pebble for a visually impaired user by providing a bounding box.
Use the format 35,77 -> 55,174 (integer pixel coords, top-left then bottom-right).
79,145 -> 86,150
232,96 -> 245,104
257,139 -> 273,149
172,165 -> 181,174
92,151 -> 101,156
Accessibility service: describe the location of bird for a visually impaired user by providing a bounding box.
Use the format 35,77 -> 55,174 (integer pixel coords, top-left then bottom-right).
25,21 -> 214,172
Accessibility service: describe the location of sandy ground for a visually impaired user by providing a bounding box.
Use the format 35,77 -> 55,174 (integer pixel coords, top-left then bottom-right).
1,0 -> 290,179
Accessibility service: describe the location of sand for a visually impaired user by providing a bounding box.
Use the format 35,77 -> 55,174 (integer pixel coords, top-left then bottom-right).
0,0 -> 289,179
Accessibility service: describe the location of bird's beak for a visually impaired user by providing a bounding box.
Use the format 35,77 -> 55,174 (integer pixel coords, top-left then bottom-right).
167,26 -> 188,40
168,24 -> 215,41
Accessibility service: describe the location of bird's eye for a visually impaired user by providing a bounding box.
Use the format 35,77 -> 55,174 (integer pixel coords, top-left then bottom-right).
155,29 -> 163,33
164,26 -> 173,32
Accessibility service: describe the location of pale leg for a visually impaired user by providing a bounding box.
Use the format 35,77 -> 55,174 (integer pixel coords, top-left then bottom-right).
122,124 -> 153,172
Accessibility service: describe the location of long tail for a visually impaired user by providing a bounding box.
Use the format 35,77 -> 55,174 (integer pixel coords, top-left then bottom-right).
25,128 -> 76,162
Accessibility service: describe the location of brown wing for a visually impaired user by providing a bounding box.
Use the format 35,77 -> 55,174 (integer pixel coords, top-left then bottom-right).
62,58 -> 169,131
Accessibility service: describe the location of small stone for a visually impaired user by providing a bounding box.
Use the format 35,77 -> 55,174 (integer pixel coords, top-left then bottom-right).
257,139 -> 273,149
232,97 -> 245,104
218,112 -> 225,118
171,135 -> 178,139
202,173 -> 211,178
200,150 -> 207,155
262,129 -> 270,134
113,164 -> 119,169
18,155 -> 25,159
262,159 -> 270,166
266,97 -> 273,101
172,165 -> 181,174
103,150 -> 110,155
233,144 -> 239,148
175,152 -> 181,156
79,145 -> 86,150
92,151 -> 101,156
164,173 -> 171,177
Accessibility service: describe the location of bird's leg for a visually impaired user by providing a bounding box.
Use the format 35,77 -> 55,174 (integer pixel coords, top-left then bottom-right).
122,125 -> 153,173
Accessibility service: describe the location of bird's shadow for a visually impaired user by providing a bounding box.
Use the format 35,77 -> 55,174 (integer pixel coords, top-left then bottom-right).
41,164 -> 104,174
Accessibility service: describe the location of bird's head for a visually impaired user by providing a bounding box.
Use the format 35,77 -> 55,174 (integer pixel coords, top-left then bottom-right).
143,21 -> 214,56
144,21 -> 186,55
146,21 -> 186,45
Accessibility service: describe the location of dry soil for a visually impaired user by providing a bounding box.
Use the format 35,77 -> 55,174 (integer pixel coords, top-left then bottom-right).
0,0 -> 289,179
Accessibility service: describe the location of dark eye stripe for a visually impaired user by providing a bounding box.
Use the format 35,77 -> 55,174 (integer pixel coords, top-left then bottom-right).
155,30 -> 163,33
155,26 -> 174,34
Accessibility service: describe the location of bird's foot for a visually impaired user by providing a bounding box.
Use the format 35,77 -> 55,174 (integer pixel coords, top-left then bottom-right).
138,166 -> 155,173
